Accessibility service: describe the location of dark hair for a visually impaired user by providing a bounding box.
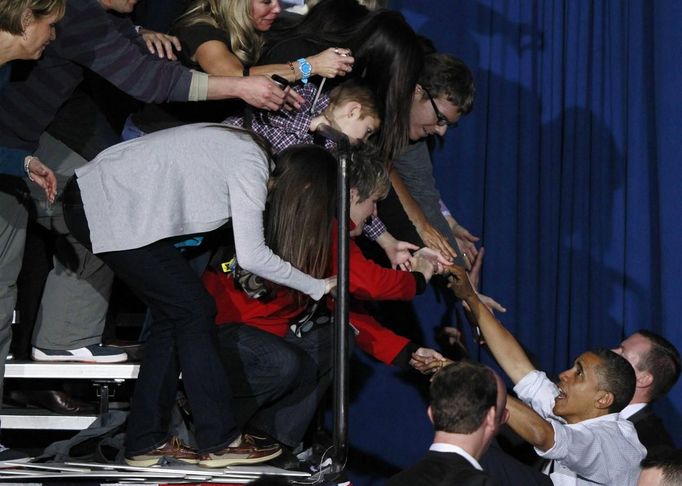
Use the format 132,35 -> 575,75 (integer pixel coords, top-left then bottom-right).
430,361 -> 498,434
266,145 -> 336,284
419,53 -> 475,115
349,11 -> 423,161
265,3 -> 423,161
641,449 -> 682,485
636,330 -> 681,402
348,143 -> 389,202
284,0 -> 369,39
0,0 -> 64,35
591,349 -> 636,413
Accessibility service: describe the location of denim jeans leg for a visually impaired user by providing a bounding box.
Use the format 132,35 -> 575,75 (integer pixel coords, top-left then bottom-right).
96,241 -> 237,455
245,323 -> 333,447
216,324 -> 306,430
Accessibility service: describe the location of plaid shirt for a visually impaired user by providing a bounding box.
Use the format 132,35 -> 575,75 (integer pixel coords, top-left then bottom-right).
224,83 -> 387,241
363,216 -> 387,240
224,82 -> 334,153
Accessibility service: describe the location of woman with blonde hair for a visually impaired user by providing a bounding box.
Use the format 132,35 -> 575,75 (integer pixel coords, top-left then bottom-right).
173,0 -> 353,81
0,0 -> 63,197
0,0 -> 63,461
126,0 -> 355,136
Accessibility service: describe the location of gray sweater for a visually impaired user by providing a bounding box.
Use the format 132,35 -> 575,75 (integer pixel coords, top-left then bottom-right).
76,123 -> 326,300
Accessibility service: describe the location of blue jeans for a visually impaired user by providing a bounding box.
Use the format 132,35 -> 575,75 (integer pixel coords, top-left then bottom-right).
216,322 -> 333,447
63,178 -> 237,455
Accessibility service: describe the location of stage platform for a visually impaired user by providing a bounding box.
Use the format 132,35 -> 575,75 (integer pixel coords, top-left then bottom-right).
0,460 -> 312,484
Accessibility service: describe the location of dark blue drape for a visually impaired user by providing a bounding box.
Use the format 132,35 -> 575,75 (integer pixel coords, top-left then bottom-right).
346,1 -> 682,484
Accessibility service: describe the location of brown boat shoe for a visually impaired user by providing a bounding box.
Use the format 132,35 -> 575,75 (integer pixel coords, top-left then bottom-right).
198,434 -> 282,468
125,436 -> 200,467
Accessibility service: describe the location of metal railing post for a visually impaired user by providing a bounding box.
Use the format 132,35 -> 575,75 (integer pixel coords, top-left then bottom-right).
315,125 -> 351,476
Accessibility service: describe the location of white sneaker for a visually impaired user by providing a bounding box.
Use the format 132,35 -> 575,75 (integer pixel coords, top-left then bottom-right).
31,344 -> 128,363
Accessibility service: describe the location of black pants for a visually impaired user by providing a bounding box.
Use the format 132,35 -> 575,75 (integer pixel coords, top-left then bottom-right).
62,177 -> 238,455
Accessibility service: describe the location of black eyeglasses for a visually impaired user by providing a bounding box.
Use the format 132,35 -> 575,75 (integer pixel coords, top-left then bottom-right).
423,87 -> 457,128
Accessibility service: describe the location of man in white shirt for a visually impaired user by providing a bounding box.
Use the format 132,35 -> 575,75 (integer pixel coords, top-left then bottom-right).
613,330 -> 680,455
387,360 -> 508,486
449,265 -> 646,486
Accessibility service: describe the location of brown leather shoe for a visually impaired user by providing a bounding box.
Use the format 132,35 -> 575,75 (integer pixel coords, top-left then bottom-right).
125,437 -> 200,467
198,434 -> 282,468
8,390 -> 96,415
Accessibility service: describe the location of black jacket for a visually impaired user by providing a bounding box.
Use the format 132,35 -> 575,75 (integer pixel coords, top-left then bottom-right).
629,405 -> 676,456
387,450 -> 497,486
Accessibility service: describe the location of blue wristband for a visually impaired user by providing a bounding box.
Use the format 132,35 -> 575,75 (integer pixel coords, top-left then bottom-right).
297,58 -> 312,84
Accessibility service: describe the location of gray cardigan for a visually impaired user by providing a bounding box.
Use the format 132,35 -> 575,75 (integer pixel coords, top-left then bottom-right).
76,123 -> 326,300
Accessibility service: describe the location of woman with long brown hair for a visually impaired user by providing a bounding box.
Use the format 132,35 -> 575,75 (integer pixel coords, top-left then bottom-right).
204,144 -> 445,460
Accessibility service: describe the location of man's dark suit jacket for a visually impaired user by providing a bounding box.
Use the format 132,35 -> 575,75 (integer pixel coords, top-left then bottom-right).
387,450 -> 496,486
629,405 -> 676,456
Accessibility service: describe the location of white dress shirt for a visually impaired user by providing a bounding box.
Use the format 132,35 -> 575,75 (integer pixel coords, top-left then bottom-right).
619,402 -> 647,420
430,442 -> 483,471
514,370 -> 646,486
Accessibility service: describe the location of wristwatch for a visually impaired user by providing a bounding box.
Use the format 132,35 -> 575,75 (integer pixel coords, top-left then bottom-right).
297,58 -> 312,84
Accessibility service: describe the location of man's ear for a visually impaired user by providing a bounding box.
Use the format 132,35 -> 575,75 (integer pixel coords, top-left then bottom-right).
20,8 -> 34,32
483,406 -> 496,430
427,406 -> 434,424
595,390 -> 615,411
636,370 -> 654,389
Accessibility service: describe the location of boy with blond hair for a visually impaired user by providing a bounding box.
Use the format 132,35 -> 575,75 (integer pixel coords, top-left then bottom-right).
225,78 -> 381,151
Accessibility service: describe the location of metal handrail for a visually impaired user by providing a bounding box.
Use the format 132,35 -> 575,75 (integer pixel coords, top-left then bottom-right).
315,124 -> 351,477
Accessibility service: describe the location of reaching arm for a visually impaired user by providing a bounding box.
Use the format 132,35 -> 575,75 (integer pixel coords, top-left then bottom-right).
206,75 -> 287,110
506,396 -> 555,451
390,169 -> 457,260
448,264 -> 535,383
194,41 -> 353,80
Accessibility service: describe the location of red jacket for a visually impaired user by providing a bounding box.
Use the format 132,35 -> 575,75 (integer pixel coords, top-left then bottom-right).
202,225 -> 416,365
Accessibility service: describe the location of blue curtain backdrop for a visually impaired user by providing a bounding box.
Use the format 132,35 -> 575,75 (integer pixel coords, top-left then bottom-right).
345,1 -> 682,484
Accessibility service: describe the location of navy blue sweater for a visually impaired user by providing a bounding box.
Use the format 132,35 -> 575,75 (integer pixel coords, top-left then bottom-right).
0,0 -> 192,152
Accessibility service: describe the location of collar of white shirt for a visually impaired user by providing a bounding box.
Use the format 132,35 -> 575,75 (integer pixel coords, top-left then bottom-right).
429,443 -> 483,471
619,402 -> 647,420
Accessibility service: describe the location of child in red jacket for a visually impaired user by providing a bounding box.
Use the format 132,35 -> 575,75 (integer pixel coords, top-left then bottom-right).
202,143 -> 447,455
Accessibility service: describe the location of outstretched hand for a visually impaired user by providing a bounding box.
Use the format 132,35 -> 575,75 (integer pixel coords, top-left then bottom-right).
447,264 -> 477,301
323,275 -> 337,297
409,347 -> 450,375
416,220 -> 457,261
139,28 -> 182,60
237,76 -> 287,111
308,47 -> 354,78
375,232 -> 418,269
25,156 -> 56,203
445,215 -> 479,268
464,247 -> 507,314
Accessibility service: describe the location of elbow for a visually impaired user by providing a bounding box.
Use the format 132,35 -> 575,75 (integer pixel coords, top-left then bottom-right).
533,426 -> 555,452
234,247 -> 260,274
237,255 -> 259,274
